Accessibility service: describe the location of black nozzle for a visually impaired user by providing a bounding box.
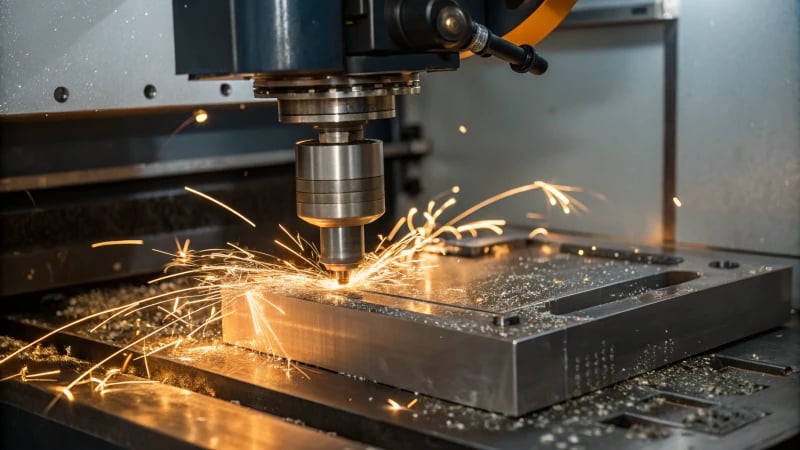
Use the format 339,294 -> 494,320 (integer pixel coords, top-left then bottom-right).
509,44 -> 548,75
471,25 -> 548,75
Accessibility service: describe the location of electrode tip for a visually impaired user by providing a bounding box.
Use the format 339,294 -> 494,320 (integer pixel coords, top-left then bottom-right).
334,270 -> 351,285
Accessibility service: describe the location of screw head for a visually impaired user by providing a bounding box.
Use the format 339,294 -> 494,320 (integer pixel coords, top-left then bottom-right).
436,6 -> 468,42
53,86 -> 69,103
143,84 -> 157,99
220,83 -> 232,96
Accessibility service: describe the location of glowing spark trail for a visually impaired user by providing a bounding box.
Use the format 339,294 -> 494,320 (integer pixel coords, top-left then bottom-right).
91,240 -> 144,248
432,181 -> 585,243
193,109 -> 208,124
25,369 -> 61,381
184,186 -> 256,227
0,179 -> 588,409
0,367 -> 60,382
160,109 -> 210,151
61,387 -> 75,402
528,227 -> 549,239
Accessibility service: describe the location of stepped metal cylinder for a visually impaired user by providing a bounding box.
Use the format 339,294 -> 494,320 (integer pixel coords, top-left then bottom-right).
254,74 -> 414,282
295,138 -> 385,274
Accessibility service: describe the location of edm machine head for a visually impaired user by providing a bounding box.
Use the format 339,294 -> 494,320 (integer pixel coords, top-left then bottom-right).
171,0 -> 574,284
0,0 -> 575,295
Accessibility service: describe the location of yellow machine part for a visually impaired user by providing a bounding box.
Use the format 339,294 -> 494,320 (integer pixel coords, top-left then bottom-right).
461,0 -> 577,58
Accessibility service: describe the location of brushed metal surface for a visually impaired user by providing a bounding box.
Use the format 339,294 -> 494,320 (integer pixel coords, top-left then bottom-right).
565,0 -> 679,26
0,0 -> 266,115
4,315 -> 799,450
675,0 -> 800,257
0,360 -> 367,450
296,141 -> 384,181
320,226 -> 365,270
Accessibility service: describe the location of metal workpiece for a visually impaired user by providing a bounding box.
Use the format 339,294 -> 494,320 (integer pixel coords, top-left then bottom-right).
222,238 -> 792,416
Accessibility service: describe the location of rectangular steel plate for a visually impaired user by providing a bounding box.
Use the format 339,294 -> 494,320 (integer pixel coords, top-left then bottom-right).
222,236 -> 791,416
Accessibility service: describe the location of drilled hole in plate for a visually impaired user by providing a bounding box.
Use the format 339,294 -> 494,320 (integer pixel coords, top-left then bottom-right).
709,260 -> 739,269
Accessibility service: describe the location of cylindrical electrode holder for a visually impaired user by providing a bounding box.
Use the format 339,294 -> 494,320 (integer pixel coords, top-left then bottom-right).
295,137 -> 385,279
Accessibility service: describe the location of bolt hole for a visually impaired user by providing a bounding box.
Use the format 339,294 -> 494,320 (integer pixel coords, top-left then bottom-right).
220,83 -> 232,96
143,84 -> 157,99
709,260 -> 739,269
53,86 -> 69,103
492,315 -> 521,327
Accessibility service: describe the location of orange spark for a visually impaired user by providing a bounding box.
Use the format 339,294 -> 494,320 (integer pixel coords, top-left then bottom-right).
0,179 -> 594,406
25,369 -> 61,380
61,387 -> 75,401
428,181 -> 582,242
193,109 -> 208,124
184,186 -> 256,227
528,227 -> 548,239
174,237 -> 191,259
121,353 -> 133,372
91,240 -> 144,248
